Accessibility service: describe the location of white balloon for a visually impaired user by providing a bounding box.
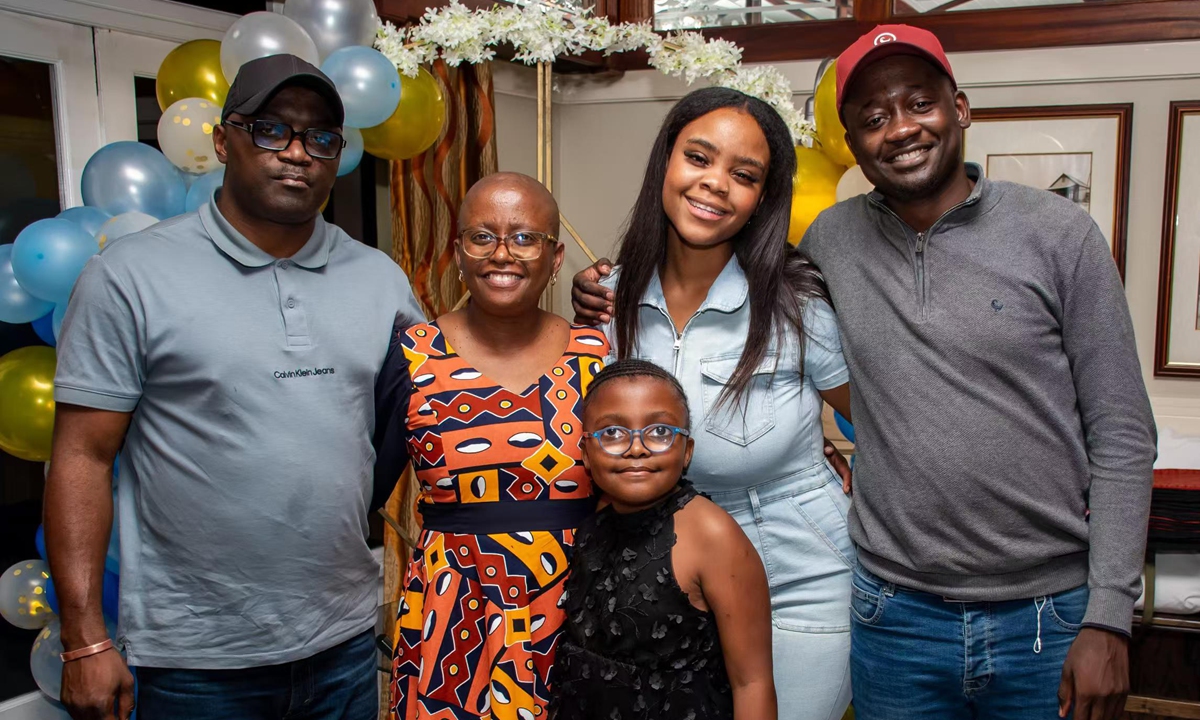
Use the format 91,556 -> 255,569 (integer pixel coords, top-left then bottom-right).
30,617 -> 120,701
95,212 -> 159,249
157,98 -> 223,174
284,0 -> 380,61
220,12 -> 320,83
836,165 -> 875,202
0,560 -> 53,630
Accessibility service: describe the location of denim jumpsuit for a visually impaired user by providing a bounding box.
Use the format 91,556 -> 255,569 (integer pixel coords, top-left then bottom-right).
600,257 -> 855,720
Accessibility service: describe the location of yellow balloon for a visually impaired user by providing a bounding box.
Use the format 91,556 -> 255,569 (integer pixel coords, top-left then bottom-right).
788,146 -> 846,244
814,61 -> 857,169
0,346 -> 56,462
156,40 -> 230,112
361,67 -> 446,162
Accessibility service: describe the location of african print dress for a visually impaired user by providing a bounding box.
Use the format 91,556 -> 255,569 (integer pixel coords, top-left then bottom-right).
375,320 -> 608,720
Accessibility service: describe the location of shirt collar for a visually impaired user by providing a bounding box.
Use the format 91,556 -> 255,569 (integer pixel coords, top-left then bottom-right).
866,162 -> 996,230
641,254 -> 749,315
200,189 -> 335,269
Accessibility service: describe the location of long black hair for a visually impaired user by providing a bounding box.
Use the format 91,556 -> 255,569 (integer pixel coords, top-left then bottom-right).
612,86 -> 829,410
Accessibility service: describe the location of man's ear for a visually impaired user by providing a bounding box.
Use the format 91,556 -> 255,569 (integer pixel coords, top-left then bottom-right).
955,90 -> 972,130
213,123 -> 229,163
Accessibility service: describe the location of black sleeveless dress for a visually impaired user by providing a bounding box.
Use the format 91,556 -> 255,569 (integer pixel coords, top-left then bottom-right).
551,481 -> 733,720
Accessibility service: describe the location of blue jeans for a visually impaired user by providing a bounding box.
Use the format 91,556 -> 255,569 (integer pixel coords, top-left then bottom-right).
135,629 -> 379,720
850,563 -> 1088,720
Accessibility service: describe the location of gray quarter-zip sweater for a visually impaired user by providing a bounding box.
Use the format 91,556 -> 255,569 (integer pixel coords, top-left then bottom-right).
803,164 -> 1155,633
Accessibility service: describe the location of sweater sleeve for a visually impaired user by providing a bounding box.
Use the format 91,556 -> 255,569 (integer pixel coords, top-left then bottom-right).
1059,222 -> 1157,635
371,319 -> 413,513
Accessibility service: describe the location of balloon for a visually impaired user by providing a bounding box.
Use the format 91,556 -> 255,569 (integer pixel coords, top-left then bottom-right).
814,61 -> 856,169
361,68 -> 445,161
788,146 -> 845,244
185,168 -> 225,212
284,0 -> 380,61
31,310 -> 55,347
836,164 -> 875,202
30,617 -> 120,702
11,219 -> 98,303
156,39 -> 229,111
95,212 -> 159,250
321,47 -> 400,129
51,302 -> 66,342
338,128 -> 363,177
35,525 -> 47,561
81,142 -> 186,220
101,570 -> 119,621
0,346 -> 57,461
834,410 -> 855,444
157,98 -> 223,174
56,207 -> 111,237
0,244 -> 54,323
220,12 -> 319,83
0,560 -> 53,630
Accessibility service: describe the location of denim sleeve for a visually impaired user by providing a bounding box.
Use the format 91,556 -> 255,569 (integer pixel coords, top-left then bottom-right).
54,256 -> 145,412
802,298 -> 849,391
371,319 -> 413,512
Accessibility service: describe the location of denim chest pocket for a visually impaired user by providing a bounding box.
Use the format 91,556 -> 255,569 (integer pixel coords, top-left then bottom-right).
699,352 -> 777,446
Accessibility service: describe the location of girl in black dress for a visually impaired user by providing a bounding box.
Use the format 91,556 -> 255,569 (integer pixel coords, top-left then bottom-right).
551,360 -> 776,720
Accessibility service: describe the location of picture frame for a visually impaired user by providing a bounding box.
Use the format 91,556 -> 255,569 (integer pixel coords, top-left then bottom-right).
965,104 -> 1133,280
1155,100 -> 1200,378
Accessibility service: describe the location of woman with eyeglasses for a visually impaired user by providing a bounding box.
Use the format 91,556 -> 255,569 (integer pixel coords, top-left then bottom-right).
570,88 -> 857,720
373,172 -> 609,720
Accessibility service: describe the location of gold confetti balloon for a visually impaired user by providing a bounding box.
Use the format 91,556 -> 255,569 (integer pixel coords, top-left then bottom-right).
0,559 -> 54,630
157,97 -> 223,174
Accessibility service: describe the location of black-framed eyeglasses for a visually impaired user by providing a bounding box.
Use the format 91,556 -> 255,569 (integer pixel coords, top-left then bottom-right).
459,229 -> 558,261
585,424 -> 690,456
224,119 -> 345,160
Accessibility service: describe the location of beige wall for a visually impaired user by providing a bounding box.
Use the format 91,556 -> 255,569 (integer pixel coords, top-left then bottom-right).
491,41 -> 1200,433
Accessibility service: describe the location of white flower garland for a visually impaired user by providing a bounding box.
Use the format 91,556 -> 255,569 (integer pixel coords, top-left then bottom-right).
375,1 -> 813,143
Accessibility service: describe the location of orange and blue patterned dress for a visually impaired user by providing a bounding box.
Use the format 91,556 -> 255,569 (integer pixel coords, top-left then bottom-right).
373,320 -> 608,720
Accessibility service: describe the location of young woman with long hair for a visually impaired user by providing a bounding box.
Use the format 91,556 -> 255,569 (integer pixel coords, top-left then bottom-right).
572,87 -> 856,720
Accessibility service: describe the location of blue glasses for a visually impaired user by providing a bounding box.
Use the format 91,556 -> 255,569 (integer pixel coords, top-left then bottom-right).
585,424 -> 690,456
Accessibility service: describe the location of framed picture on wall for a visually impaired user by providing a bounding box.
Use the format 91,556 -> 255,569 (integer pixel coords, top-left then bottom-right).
965,104 -> 1133,279
1155,101 -> 1200,378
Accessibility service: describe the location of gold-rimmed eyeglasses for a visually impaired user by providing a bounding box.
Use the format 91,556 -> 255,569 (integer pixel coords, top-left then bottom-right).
459,229 -> 558,261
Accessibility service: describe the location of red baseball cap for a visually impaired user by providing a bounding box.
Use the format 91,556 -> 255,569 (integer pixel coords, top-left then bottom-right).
835,25 -> 956,118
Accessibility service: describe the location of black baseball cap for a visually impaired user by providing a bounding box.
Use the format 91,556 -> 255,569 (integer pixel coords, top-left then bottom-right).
221,54 -> 344,126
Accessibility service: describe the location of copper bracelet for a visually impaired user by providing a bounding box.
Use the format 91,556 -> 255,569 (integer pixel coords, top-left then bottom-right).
60,638 -> 114,663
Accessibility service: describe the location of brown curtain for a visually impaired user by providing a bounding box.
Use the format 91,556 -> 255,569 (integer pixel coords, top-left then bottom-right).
389,59 -> 499,316
378,59 -> 498,719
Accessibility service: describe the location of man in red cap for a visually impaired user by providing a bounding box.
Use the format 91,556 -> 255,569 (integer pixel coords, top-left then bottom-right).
798,24 -> 1154,720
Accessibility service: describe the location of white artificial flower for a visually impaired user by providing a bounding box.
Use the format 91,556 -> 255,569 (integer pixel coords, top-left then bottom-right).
373,6 -> 810,146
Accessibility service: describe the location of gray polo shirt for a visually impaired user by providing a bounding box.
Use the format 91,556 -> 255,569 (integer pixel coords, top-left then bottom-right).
54,197 -> 423,669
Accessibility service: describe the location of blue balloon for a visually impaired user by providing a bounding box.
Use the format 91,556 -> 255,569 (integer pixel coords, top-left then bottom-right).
321,46 -> 401,129
56,206 -> 112,237
52,301 -> 67,342
0,244 -> 54,323
338,128 -> 363,178
185,168 -> 225,213
101,570 -> 119,621
31,310 -> 55,346
35,524 -> 47,561
11,219 -> 98,303
81,142 -> 186,220
45,576 -> 59,615
834,410 -> 855,445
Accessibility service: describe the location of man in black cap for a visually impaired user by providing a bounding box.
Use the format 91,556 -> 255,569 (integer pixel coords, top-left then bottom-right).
46,54 -> 424,720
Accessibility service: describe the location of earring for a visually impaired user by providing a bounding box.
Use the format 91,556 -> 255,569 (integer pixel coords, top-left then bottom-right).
552,273 -> 558,285
458,268 -> 464,282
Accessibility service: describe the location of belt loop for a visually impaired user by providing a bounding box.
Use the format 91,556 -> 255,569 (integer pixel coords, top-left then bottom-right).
749,487 -> 763,524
